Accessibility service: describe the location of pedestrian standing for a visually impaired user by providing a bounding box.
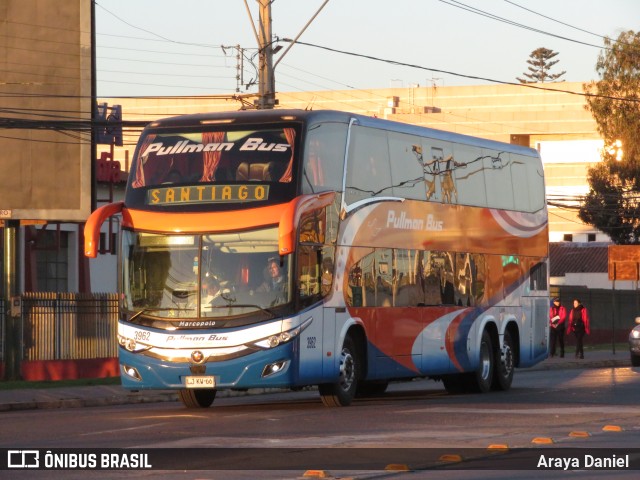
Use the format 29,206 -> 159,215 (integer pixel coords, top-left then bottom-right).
549,297 -> 566,358
567,298 -> 590,359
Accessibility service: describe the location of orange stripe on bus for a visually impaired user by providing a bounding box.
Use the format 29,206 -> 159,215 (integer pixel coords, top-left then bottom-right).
121,204 -> 286,233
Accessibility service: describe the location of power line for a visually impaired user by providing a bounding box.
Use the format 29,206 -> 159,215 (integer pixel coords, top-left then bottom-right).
94,1 -> 221,50
98,45 -> 229,58
99,79 -> 235,92
98,55 -> 235,69
437,0 -> 608,51
503,0 -> 615,43
285,39 -> 640,103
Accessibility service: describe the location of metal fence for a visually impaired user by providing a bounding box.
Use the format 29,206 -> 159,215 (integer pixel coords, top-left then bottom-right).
0,293 -> 119,363
555,286 -> 637,344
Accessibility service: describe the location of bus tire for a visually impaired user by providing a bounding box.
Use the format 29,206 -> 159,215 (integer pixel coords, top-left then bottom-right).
468,330 -> 494,393
318,334 -> 360,407
178,388 -> 217,408
492,329 -> 515,391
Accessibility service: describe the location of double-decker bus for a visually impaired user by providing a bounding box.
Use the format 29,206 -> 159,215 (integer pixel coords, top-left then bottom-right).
85,109 -> 549,408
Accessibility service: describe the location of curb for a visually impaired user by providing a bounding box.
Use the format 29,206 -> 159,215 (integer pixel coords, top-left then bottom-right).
528,358 -> 630,371
0,387 -> 296,412
0,392 -> 179,412
0,361 -> 631,412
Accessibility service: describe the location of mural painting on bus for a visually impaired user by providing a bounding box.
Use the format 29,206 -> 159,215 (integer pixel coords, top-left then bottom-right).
336,198 -> 548,376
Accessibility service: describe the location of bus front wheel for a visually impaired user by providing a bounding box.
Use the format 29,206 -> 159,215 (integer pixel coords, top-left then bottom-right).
178,388 -> 217,408
318,334 -> 360,407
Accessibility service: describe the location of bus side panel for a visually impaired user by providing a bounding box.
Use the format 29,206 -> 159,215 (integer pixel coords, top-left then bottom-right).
347,307 -> 421,380
296,304 -> 328,384
418,308 -> 466,375
519,296 -> 549,367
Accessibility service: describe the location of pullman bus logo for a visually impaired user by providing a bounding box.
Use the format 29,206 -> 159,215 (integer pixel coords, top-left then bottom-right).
8,450 -> 39,468
191,351 -> 205,363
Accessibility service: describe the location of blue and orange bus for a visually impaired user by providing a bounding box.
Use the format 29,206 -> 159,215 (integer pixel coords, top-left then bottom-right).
85,109 -> 549,408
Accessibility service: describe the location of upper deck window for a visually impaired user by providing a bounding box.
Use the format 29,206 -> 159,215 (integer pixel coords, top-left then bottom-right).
126,126 -> 298,210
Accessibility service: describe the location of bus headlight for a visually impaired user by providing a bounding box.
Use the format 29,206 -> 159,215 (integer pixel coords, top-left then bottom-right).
122,364 -> 142,381
117,334 -> 151,353
262,332 -> 292,349
253,318 -> 312,349
262,360 -> 288,377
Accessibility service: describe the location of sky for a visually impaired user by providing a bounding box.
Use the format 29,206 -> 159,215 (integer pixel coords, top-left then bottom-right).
95,0 -> 639,98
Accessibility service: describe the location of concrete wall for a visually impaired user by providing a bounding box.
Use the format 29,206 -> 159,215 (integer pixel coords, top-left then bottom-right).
0,0 -> 92,222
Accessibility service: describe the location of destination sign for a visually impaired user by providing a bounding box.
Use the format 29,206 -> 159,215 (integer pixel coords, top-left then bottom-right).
147,184 -> 269,205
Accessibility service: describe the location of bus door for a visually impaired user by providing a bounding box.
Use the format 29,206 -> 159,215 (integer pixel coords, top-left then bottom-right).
296,244 -> 333,384
321,306 -> 337,380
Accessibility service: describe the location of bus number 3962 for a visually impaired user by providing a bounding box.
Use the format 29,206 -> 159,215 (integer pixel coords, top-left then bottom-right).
134,331 -> 151,341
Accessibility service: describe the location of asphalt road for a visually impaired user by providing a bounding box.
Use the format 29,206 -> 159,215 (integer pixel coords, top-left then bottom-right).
1,365 -> 639,479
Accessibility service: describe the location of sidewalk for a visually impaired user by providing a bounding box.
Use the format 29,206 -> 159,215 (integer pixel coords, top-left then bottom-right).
0,349 -> 631,412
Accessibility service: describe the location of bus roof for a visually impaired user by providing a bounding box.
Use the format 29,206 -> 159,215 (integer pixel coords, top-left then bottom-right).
146,109 -> 538,157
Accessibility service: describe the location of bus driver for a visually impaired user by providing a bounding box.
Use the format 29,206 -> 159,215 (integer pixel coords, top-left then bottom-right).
257,258 -> 286,293
201,275 -> 223,308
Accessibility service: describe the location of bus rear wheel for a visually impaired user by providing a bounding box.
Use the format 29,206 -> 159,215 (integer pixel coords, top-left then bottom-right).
469,330 -> 494,393
319,334 -> 360,407
492,329 -> 515,391
443,330 -> 495,394
178,388 -> 217,408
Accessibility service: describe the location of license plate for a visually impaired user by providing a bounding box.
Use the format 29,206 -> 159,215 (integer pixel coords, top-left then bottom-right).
185,376 -> 216,388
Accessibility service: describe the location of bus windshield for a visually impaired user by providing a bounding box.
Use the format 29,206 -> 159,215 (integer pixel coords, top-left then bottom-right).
122,227 -> 292,324
125,126 -> 298,210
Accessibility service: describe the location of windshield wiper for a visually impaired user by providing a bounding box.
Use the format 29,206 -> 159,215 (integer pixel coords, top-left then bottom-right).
208,303 -> 277,319
128,307 -> 191,322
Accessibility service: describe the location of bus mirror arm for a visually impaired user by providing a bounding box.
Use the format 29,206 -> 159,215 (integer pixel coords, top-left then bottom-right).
84,201 -> 124,258
278,192 -> 336,255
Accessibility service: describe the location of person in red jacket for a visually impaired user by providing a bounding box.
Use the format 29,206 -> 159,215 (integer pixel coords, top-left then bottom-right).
567,298 -> 590,359
549,297 -> 567,358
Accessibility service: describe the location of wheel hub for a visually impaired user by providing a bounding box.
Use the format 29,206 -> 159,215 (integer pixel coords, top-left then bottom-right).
338,348 -> 355,391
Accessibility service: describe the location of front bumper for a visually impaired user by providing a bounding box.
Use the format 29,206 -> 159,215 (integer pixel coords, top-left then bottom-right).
118,341 -> 296,390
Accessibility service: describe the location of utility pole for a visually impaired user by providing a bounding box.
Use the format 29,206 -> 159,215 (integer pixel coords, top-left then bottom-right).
3,220 -> 21,380
256,0 -> 276,109
246,0 -> 330,109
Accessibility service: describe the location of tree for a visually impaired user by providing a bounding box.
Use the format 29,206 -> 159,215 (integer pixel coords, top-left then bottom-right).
579,31 -> 640,244
517,47 -> 566,83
